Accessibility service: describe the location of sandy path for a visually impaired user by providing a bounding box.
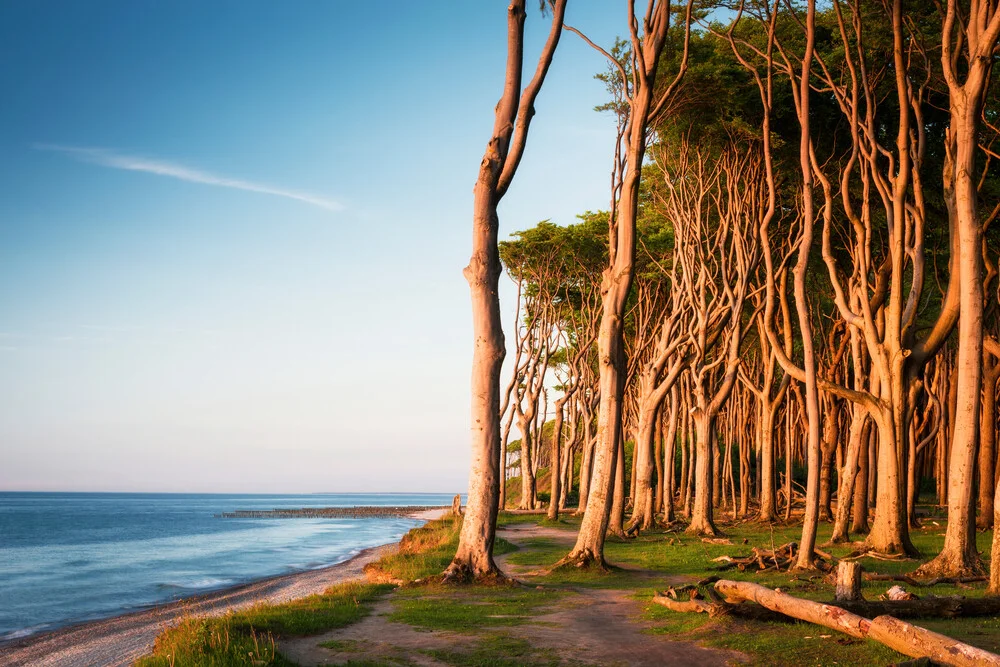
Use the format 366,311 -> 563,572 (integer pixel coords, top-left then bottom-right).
0,508 -> 447,667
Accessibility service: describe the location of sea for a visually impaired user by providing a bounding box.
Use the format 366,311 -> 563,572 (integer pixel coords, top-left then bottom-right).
0,492 -> 457,642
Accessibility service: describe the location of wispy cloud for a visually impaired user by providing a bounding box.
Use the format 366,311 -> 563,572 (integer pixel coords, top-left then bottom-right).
35,144 -> 343,212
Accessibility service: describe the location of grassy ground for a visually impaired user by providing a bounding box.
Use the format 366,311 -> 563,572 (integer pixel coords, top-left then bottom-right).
135,581 -> 392,667
141,510 -> 1000,666
495,512 -> 1000,665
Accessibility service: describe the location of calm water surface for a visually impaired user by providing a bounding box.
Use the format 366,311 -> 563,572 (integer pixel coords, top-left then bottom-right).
0,492 -> 456,640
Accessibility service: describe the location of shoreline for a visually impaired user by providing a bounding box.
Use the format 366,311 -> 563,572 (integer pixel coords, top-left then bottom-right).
0,507 -> 449,667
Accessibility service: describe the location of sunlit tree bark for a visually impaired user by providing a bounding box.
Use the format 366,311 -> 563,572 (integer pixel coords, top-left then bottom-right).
447,0 -> 568,582
560,0 -> 691,568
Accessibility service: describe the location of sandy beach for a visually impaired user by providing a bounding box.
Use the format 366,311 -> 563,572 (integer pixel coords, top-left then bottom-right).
0,508 -> 448,667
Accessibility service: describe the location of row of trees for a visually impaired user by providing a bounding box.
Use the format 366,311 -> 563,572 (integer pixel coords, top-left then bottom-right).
448,0 -> 1000,588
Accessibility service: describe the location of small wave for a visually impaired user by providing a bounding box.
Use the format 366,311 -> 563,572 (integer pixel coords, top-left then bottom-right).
1,624 -> 50,642
157,577 -> 234,591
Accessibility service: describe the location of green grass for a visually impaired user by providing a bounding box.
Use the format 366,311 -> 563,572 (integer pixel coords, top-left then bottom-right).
423,634 -> 574,667
389,584 -> 564,632
487,510 -> 1000,666
366,515 -> 516,582
136,582 -> 391,667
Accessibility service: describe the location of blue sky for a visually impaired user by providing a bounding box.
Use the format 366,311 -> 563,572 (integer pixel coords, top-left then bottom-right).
0,2 -> 625,493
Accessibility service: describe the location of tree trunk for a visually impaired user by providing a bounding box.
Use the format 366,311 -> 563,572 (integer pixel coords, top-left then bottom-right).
609,435 -> 627,537
920,95 -> 987,576
577,424 -> 595,514
832,410 -> 866,542
759,402 -> 779,522
654,407 -> 664,516
866,415 -> 915,555
517,413 -> 537,510
663,388 -> 679,521
687,412 -> 718,536
977,353 -> 1000,528
548,398 -> 566,520
445,0 -> 567,582
835,561 -> 863,603
560,0 -> 688,568
713,580 -> 1000,666
628,400 -> 659,531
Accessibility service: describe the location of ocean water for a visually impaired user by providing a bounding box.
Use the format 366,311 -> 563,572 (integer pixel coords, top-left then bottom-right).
0,492 -> 456,641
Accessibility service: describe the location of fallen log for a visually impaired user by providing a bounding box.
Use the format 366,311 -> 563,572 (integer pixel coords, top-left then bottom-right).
652,594 -> 720,615
834,595 -> 1000,619
652,592 -> 786,621
865,574 -> 988,588
713,580 -> 1000,667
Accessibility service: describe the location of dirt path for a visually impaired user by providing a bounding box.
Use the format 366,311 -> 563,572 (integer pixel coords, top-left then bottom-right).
283,523 -> 745,666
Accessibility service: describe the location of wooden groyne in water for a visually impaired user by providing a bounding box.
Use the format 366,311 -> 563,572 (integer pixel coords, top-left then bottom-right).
215,506 -> 448,519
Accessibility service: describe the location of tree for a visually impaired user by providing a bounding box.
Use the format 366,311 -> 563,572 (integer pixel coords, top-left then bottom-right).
919,0 -> 1000,577
558,0 -> 692,570
446,0 -> 568,583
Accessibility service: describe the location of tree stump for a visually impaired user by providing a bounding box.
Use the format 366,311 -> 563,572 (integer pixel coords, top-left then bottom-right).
836,561 -> 863,602
451,494 -> 463,517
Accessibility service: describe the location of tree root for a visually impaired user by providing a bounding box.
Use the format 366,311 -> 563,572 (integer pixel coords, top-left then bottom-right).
912,552 -> 987,580
552,549 -> 610,572
440,559 -> 511,586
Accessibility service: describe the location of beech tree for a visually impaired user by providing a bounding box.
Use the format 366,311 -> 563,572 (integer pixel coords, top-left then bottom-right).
446,0 -> 568,583
559,0 -> 692,569
920,0 -> 1000,577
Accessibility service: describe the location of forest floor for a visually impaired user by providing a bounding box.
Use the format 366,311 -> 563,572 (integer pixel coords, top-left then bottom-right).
139,510 -> 1000,666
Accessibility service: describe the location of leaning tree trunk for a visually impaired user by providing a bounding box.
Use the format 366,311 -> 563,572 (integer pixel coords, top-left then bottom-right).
832,409 -> 867,542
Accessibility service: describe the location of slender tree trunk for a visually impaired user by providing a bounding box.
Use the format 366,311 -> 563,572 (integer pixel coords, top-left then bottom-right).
819,407 -> 837,521
548,398 -> 566,520
446,0 -> 567,581
577,421 -> 595,514
609,435 -> 627,536
832,410 -> 867,542
560,0 -> 690,567
977,347 -> 1000,528
654,407 -> 664,516
920,102 -> 987,575
664,387 -> 679,522
851,421 -> 872,534
759,402 -> 779,522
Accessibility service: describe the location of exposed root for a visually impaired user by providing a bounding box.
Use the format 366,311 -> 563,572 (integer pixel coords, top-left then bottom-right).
440,559 -> 511,586
913,551 -> 986,580
711,541 -> 834,574
684,521 -> 720,537
552,549 -> 610,573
